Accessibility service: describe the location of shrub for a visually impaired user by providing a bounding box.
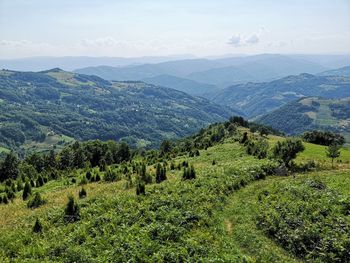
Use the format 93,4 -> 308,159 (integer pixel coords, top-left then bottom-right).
27,192 -> 46,208
22,181 -> 32,200
36,175 -> 44,187
104,168 -> 118,182
303,130 -> 345,146
33,218 -> 43,233
183,165 -> 196,180
64,196 -> 80,222
86,171 -> 92,181
155,163 -> 167,183
272,139 -> 305,168
136,181 -> 145,195
79,188 -> 87,199
2,195 -> 8,204
257,179 -> 350,262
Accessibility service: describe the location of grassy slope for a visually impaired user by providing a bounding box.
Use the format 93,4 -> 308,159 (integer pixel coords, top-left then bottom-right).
0,136 -> 349,261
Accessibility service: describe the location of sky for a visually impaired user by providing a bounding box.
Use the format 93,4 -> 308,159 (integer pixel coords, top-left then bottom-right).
0,0 -> 349,59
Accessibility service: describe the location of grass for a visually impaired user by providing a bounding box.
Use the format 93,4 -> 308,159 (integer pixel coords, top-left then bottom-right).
0,137 -> 349,261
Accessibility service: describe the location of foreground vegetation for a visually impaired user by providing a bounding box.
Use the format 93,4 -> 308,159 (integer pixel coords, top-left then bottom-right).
0,117 -> 349,262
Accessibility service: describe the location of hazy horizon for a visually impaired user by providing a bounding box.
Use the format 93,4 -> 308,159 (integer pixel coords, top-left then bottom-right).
1,0 -> 349,59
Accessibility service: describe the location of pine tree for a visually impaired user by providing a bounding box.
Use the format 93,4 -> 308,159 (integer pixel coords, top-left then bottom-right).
33,218 -> 43,233
79,187 -> 87,199
36,175 -> 44,187
27,192 -> 45,208
136,181 -> 145,195
22,181 -> 32,200
2,195 -> 8,204
64,196 -> 80,222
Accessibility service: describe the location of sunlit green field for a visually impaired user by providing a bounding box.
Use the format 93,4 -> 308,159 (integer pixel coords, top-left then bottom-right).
0,135 -> 349,262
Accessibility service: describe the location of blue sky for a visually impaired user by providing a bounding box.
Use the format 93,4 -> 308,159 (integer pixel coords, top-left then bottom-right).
0,0 -> 349,58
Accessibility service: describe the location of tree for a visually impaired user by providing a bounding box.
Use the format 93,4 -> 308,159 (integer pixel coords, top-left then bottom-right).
326,144 -> 341,168
0,152 -> 19,182
22,181 -> 32,200
64,196 -> 80,222
59,148 -> 73,170
183,165 -> 196,180
160,140 -> 172,156
27,192 -> 45,208
136,181 -> 145,195
117,142 -> 131,163
79,188 -> 87,199
33,218 -> 43,233
45,149 -> 57,169
155,163 -> 167,183
272,139 -> 305,168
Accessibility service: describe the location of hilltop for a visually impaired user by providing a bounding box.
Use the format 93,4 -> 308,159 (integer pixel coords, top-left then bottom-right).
0,117 -> 349,262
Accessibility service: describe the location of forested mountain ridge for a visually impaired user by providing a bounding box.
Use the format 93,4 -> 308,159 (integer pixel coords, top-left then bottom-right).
0,68 -> 237,153
212,74 -> 350,118
257,97 -> 350,142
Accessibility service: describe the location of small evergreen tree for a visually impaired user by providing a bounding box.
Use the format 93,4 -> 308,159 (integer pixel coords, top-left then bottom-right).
183,165 -> 196,180
22,181 -> 32,200
36,175 -> 44,187
326,144 -> 341,168
6,187 -> 15,201
33,218 -> 43,233
136,181 -> 145,195
155,163 -> 167,183
64,196 -> 80,222
79,187 -> 87,199
86,171 -> 92,181
27,192 -> 45,208
3,195 -> 8,204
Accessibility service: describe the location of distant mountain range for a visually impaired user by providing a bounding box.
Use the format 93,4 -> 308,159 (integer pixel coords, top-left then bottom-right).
75,54 -> 327,89
257,97 -> 350,142
318,65 -> 350,77
0,68 -> 237,153
212,74 -> 350,118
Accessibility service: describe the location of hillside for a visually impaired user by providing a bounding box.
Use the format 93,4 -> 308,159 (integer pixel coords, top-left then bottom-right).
0,69 -> 236,153
0,118 -> 349,262
257,97 -> 350,141
318,65 -> 350,77
212,74 -> 350,118
142,74 -> 218,96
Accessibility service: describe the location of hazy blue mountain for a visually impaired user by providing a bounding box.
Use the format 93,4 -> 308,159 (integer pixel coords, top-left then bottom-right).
257,97 -> 350,141
212,74 -> 350,118
187,54 -> 327,87
318,65 -> 350,77
186,65 -> 254,87
0,68 -> 237,151
290,54 -> 350,69
76,54 -> 328,90
142,74 -> 218,96
75,59 -> 224,80
0,55 -> 196,72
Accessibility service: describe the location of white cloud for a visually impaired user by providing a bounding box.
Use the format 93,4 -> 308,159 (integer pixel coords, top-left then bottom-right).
246,34 -> 259,44
228,34 -> 242,47
81,37 -> 121,47
228,33 -> 260,47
